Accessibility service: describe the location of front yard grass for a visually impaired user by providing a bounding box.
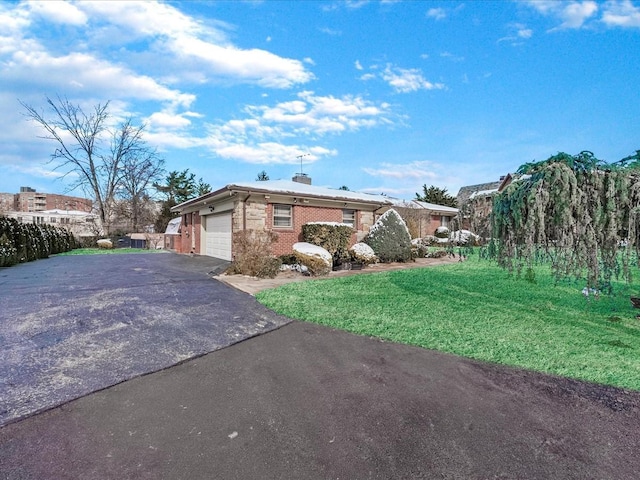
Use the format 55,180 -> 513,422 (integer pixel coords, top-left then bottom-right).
257,257 -> 640,391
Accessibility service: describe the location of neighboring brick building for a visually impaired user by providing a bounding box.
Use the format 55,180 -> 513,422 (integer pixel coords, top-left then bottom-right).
456,174 -> 516,236
0,193 -> 14,213
1,187 -> 96,237
169,177 -> 391,260
12,187 -> 92,213
1,187 -> 93,214
383,200 -> 459,239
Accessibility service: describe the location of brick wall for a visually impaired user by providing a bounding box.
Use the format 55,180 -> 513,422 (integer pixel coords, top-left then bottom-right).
177,212 -> 201,254
176,200 -> 377,259
265,203 -> 363,256
13,192 -> 92,212
0,193 -> 15,213
46,193 -> 92,212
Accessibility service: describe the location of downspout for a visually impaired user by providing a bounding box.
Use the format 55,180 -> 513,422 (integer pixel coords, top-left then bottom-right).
242,193 -> 251,231
191,212 -> 196,253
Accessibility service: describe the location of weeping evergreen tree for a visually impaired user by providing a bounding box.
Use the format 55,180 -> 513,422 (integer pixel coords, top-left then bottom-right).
491,150 -> 640,292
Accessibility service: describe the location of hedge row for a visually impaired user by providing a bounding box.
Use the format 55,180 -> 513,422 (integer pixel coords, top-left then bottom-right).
0,217 -> 77,267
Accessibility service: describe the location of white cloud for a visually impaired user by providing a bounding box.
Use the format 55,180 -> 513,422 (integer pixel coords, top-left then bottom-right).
146,111 -> 204,131
381,65 -> 445,93
526,1 -> 599,29
214,142 -> 336,165
27,1 -> 87,26
4,47 -> 194,107
498,23 -> 533,44
427,8 -> 446,20
345,0 -> 370,9
518,28 -> 534,38
355,60 -> 363,70
245,91 -> 392,136
602,0 -> 640,27
559,1 -> 599,28
78,1 -> 221,42
319,26 -> 342,36
161,35 -> 314,89
66,1 -> 313,88
440,51 -> 465,62
363,161 -> 440,180
141,92 -> 393,165
360,160 -> 464,198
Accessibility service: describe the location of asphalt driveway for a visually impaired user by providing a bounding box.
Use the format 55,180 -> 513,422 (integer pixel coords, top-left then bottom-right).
2,321 -> 639,479
0,252 -> 291,426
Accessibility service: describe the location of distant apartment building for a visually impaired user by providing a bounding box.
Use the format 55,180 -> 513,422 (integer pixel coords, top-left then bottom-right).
12,186 -> 92,213
0,193 -> 14,213
1,187 -> 97,237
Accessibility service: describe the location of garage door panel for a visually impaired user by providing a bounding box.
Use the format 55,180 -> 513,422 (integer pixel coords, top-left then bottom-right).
205,213 -> 232,260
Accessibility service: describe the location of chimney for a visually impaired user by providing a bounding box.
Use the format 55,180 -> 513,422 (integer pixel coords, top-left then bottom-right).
292,173 -> 311,185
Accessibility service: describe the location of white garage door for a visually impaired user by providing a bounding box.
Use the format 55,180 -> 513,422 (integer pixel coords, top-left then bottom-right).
205,213 -> 232,260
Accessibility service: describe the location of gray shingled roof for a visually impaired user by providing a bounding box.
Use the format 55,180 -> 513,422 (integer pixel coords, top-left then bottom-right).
456,181 -> 502,205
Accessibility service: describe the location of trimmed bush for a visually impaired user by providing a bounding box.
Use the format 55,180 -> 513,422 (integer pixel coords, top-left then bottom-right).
293,242 -> 332,276
302,222 -> 354,264
364,209 -> 412,263
435,226 -> 450,238
228,229 -> 282,278
349,242 -> 378,265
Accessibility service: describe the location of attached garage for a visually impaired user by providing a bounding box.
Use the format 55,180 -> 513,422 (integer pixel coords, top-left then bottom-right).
204,212 -> 232,260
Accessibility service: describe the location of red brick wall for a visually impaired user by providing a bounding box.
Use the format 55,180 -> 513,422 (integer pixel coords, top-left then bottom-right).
177,212 -> 202,254
266,204 -> 359,256
430,215 -> 443,231
175,203 -> 369,259
14,192 -> 92,212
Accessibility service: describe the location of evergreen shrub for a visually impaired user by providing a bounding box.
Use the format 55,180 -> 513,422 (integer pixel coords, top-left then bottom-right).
364,209 -> 412,263
0,217 -> 76,267
301,222 -> 354,264
293,251 -> 332,276
349,242 -> 378,265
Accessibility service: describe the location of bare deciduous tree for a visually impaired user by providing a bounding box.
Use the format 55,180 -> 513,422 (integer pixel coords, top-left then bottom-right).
21,95 -> 162,234
117,144 -> 165,232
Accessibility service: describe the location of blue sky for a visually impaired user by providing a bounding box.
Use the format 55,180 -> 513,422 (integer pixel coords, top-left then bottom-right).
1,0 -> 639,200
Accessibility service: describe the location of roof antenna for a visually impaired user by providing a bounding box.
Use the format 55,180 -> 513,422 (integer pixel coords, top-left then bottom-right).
296,153 -> 310,176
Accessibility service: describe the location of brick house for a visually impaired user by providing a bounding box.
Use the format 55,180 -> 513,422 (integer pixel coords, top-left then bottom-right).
456,174 -> 516,236
383,199 -> 459,238
169,177 -> 392,260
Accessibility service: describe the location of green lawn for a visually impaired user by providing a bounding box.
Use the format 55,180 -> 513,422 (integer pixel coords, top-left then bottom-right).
55,248 -> 167,256
257,257 -> 640,391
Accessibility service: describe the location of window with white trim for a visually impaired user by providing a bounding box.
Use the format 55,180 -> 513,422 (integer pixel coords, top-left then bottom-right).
342,209 -> 356,227
273,204 -> 292,228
